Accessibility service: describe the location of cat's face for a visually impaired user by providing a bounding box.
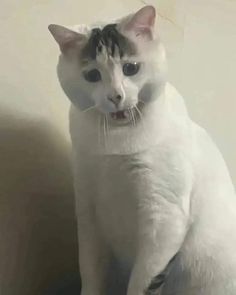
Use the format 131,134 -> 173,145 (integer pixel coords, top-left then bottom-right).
49,6 -> 167,124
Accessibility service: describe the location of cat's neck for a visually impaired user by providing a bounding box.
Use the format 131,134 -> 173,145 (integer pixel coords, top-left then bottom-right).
69,83 -> 190,155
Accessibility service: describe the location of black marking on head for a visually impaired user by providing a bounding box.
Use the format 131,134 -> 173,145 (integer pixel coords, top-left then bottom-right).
144,253 -> 178,295
81,23 -> 136,60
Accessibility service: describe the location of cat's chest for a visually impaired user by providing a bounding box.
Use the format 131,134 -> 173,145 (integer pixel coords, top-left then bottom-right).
94,153 -> 155,262
95,154 -> 150,224
94,147 -> 187,204
96,152 -> 155,205
92,149 -> 187,256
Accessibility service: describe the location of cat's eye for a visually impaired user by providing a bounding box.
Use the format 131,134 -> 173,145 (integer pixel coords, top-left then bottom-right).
123,62 -> 140,76
83,69 -> 101,82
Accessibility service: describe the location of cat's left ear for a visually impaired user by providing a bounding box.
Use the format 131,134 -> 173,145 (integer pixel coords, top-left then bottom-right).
123,6 -> 156,40
48,24 -> 86,53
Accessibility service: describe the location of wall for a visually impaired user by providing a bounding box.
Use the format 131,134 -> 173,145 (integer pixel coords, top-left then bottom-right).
0,0 -> 235,294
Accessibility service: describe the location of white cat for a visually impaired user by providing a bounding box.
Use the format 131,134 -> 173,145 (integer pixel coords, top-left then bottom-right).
49,6 -> 236,295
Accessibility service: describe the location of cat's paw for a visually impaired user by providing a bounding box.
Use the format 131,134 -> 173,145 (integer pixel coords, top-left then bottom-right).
144,273 -> 165,295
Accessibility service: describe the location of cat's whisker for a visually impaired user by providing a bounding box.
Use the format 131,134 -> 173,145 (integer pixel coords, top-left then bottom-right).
138,99 -> 146,105
103,115 -> 109,148
128,109 -> 132,126
105,114 -> 109,139
105,114 -> 109,141
128,108 -> 135,126
131,108 -> 136,126
133,107 -> 138,125
103,116 -> 106,147
98,114 -> 102,147
82,105 -> 96,113
135,105 -> 143,121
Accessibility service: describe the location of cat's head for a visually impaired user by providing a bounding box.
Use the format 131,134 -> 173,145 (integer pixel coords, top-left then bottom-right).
49,6 -> 167,124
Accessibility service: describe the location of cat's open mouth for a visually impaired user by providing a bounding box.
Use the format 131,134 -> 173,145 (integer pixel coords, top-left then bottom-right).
109,104 -> 142,124
110,110 -> 129,120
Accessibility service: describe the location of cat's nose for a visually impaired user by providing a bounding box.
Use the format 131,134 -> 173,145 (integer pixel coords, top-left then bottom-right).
107,94 -> 123,107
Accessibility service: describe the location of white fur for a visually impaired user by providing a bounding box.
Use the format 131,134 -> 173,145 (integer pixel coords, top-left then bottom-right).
50,7 -> 236,295
70,82 -> 236,295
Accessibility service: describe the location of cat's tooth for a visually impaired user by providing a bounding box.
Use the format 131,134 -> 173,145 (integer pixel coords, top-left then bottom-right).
124,110 -> 129,117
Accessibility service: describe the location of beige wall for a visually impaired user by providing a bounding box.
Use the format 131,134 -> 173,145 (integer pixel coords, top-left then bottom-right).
0,0 -> 235,294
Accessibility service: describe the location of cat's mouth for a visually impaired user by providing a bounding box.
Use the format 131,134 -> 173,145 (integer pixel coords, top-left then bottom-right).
110,110 -> 129,120
109,103 -> 142,124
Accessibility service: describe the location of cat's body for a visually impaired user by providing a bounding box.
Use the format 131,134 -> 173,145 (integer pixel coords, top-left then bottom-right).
49,6 -> 236,295
70,83 -> 236,295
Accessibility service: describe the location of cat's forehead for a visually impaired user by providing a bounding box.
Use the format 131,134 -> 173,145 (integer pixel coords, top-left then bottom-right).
79,23 -> 137,63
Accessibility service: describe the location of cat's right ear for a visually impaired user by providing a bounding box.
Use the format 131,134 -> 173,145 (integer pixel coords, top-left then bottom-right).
48,24 -> 86,53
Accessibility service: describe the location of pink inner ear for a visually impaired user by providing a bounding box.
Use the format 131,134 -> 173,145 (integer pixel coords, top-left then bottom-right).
126,6 -> 156,32
48,24 -> 85,53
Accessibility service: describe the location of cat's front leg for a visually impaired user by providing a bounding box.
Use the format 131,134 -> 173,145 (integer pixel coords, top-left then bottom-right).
73,156 -> 110,295
127,196 -> 189,295
78,206 -> 109,295
75,176 -> 109,295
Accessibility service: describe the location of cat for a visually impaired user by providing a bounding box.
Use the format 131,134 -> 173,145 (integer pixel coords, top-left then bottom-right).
48,5 -> 236,295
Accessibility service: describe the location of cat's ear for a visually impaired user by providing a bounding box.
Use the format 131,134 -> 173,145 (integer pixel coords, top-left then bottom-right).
48,24 -> 86,53
124,6 -> 156,39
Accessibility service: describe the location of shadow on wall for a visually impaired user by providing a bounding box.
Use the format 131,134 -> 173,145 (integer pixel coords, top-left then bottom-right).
0,107 -> 81,294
